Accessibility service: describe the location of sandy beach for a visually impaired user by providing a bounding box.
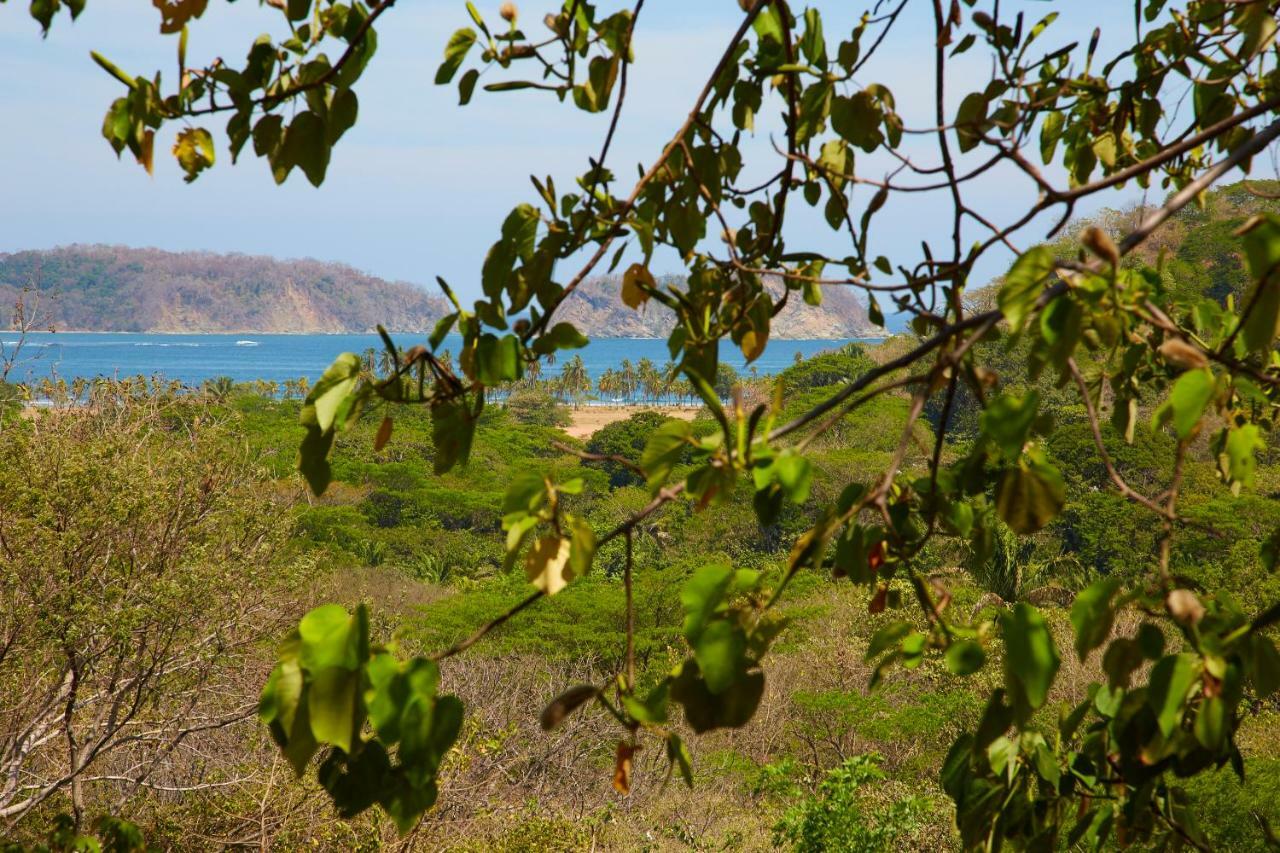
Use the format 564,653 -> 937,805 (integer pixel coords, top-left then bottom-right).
563,404 -> 700,440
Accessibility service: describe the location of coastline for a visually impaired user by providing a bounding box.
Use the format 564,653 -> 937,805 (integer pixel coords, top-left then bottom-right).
5,329 -> 889,340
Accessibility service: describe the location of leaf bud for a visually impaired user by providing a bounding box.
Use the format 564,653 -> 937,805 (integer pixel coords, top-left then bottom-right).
1166,588 -> 1205,626
1158,338 -> 1208,370
1081,226 -> 1120,267
499,2 -> 517,23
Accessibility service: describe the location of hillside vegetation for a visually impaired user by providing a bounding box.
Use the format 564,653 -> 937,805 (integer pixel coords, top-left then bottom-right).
0,246 -> 875,338
0,245 -> 447,333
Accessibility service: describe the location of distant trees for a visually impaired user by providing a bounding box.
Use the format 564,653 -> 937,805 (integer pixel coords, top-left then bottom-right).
554,354 -> 590,407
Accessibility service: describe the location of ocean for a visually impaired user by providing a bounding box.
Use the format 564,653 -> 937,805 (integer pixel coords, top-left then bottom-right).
1,332 -> 880,388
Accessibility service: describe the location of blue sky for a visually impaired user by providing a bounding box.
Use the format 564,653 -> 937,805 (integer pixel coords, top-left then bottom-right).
0,1 -> 1187,302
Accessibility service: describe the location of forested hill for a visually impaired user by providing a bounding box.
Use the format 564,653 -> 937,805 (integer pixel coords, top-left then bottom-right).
0,245 -> 450,333
556,273 -> 877,338
0,245 -> 877,337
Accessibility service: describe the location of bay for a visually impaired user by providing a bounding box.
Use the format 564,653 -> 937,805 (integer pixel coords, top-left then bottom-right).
2,332 -> 880,388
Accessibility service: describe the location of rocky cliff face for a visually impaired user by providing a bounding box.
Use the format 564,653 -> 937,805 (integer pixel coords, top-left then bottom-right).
555,274 -> 877,339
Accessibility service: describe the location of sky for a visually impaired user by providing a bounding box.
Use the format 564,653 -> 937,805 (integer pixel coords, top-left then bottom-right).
0,0 -> 1222,308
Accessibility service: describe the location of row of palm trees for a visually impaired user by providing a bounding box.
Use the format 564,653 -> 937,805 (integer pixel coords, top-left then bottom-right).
18,374 -> 316,406
358,346 -> 695,406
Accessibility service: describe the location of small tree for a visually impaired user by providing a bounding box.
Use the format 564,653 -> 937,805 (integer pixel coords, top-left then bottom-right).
0,394 -> 297,825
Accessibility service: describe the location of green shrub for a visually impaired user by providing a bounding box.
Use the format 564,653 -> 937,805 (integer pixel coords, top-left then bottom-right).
772,755 -> 927,852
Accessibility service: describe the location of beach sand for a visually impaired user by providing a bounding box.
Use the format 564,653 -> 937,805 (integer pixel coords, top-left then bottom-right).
564,404 -> 700,440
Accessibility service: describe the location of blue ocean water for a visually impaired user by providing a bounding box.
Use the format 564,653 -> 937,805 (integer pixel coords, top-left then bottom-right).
2,332 -> 879,387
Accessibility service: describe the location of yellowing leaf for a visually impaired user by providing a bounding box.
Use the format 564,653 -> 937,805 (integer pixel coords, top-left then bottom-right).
621,263 -> 655,309
612,741 -> 637,795
739,328 -> 765,361
525,535 -> 574,595
138,129 -> 156,176
152,0 -> 209,34
172,127 -> 216,183
374,416 -> 393,451
995,460 -> 1065,534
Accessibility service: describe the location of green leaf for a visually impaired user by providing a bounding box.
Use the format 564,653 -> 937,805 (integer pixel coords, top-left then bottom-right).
304,352 -> 361,433
431,395 -> 478,474
458,68 -> 479,105
640,419 -> 692,492
867,621 -> 911,661
998,246 -> 1055,333
667,734 -> 694,787
1238,215 -> 1280,353
475,333 -> 521,385
327,88 -> 359,144
774,450 -> 813,504
279,111 -> 330,187
1248,635 -> 1280,698
995,461 -> 1065,534
1225,424 -> 1264,488
435,27 -> 477,84
1070,578 -> 1121,662
1194,695 -> 1227,750
622,681 -> 669,725
980,391 -> 1040,459
308,667 -> 359,753
297,421 -> 336,495
954,92 -> 988,153
1147,653 -> 1200,738
680,564 -> 734,642
568,514 -> 596,579
1039,111 -> 1064,164
1153,368 -> 1214,440
752,5 -> 784,45
299,604 -> 360,670
693,619 -> 747,695
670,660 -> 764,734
946,640 -> 987,676
830,92 -> 884,152
532,322 -> 588,355
260,658 -> 304,733
1002,602 -> 1061,722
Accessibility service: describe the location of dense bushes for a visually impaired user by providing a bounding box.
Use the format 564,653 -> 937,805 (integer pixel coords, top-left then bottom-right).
0,397 -> 302,831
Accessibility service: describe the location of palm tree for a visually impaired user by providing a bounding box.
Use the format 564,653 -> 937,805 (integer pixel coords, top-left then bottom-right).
637,358 -> 663,404
598,368 -> 620,403
661,360 -> 681,403
203,376 -> 235,402
377,347 -> 394,375
618,359 -> 636,403
559,355 -> 589,408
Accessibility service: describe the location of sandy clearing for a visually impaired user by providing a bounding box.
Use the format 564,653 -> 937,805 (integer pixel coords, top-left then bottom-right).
564,405 -> 700,440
